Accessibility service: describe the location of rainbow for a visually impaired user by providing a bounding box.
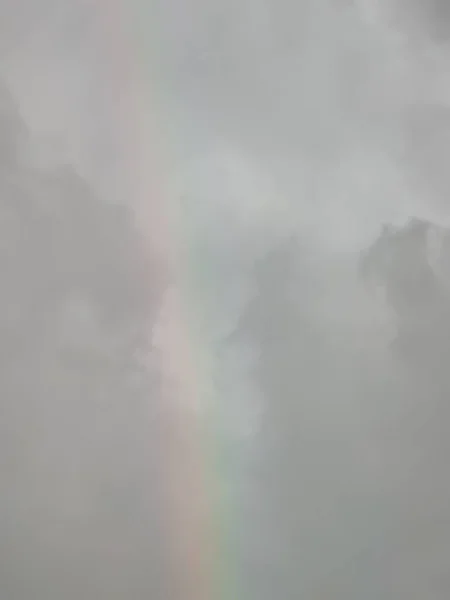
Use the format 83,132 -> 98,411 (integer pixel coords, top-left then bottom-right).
92,2 -> 237,598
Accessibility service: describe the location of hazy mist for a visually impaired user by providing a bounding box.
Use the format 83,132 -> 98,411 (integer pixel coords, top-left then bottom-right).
2,0 -> 450,598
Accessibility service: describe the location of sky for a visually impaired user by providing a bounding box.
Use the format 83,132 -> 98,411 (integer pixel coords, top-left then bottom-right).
2,1 -> 450,598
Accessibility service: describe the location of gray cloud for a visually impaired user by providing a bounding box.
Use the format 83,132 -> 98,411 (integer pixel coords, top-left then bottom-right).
2,1 -> 450,598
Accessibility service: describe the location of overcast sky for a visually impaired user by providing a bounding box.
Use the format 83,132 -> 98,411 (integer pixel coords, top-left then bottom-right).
3,1 -> 450,598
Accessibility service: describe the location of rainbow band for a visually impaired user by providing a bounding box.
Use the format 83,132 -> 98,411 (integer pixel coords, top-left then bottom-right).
91,2 -> 236,598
